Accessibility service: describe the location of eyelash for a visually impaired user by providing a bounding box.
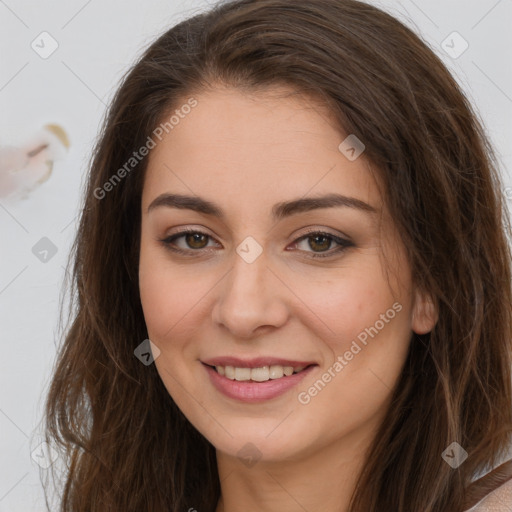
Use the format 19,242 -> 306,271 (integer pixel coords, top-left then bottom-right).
158,228 -> 353,259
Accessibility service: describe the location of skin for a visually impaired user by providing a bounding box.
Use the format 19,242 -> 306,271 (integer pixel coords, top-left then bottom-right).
138,85 -> 437,512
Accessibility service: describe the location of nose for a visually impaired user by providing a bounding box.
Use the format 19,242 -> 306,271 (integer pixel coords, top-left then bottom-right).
211,248 -> 290,339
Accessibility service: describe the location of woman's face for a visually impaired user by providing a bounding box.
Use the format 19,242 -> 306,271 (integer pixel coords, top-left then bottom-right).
139,86 -> 435,463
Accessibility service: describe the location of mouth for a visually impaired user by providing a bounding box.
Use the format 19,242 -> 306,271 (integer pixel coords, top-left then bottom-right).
201,358 -> 318,402
205,363 -> 314,382
202,363 -> 318,403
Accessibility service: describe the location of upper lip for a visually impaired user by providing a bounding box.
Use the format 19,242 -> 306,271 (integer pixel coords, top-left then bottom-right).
202,357 -> 317,368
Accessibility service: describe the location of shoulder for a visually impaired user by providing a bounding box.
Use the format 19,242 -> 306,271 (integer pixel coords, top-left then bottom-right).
466,477 -> 512,511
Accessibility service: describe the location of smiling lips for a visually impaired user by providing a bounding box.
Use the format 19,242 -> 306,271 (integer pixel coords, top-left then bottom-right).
202,357 -> 317,402
203,357 -> 316,381
213,364 -> 307,381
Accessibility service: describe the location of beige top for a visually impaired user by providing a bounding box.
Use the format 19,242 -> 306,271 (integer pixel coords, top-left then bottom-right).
466,479 -> 512,511
464,459 -> 512,511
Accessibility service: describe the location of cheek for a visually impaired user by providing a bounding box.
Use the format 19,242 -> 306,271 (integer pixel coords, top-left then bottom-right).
139,273 -> 199,346
139,243 -> 188,342
138,249 -> 205,402
138,244 -> 220,347
294,274 -> 411,437
289,260 -> 404,352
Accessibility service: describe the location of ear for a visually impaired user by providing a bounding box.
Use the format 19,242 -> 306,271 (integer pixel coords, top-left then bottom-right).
411,288 -> 438,335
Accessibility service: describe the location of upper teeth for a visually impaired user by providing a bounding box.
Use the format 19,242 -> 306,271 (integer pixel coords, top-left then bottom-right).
216,365 -> 306,382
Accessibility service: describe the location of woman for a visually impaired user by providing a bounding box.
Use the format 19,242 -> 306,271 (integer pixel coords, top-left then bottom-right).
43,1 -> 512,511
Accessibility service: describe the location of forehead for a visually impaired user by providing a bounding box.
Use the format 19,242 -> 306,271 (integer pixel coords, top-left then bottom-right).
141,86 -> 382,216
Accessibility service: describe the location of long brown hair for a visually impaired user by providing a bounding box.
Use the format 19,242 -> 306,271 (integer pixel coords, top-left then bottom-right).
43,1 -> 512,510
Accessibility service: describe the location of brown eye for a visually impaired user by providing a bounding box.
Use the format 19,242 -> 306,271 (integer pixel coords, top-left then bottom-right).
159,229 -> 219,255
184,232 -> 209,249
307,234 -> 332,252
159,228 -> 352,259
293,231 -> 353,259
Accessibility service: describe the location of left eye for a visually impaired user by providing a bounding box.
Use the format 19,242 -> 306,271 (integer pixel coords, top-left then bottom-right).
292,232 -> 352,258
159,229 -> 352,258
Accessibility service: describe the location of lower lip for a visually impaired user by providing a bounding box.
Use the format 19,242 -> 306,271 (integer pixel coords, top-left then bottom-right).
203,363 -> 316,402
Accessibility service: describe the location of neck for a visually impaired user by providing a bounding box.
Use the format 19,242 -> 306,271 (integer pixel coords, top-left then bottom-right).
214,426 -> 375,512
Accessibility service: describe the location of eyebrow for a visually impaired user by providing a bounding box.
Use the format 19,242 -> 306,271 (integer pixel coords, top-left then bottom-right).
146,192 -> 377,220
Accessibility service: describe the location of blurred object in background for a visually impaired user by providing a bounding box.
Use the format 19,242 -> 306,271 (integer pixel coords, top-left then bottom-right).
0,124 -> 70,201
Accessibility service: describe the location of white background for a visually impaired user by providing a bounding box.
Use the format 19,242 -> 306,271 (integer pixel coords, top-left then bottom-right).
0,0 -> 511,510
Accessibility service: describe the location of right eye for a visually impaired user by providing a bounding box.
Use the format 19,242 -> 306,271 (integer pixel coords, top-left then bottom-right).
159,229 -> 220,255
